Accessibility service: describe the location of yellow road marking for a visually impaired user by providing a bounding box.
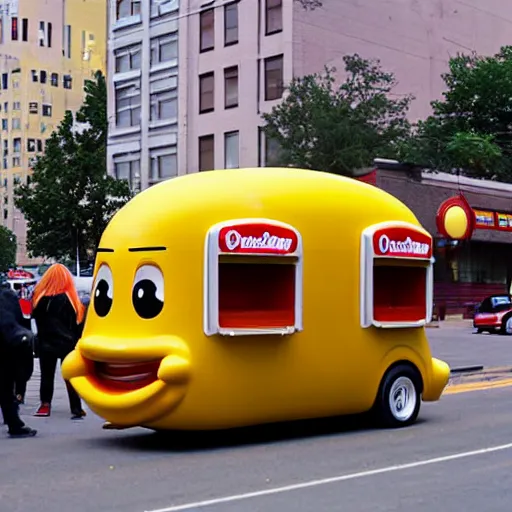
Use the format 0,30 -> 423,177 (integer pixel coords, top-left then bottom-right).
444,377 -> 512,395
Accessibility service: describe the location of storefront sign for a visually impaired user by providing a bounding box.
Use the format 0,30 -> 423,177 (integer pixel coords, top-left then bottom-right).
436,195 -> 476,240
218,222 -> 299,255
473,209 -> 512,232
372,226 -> 432,259
473,209 -> 496,228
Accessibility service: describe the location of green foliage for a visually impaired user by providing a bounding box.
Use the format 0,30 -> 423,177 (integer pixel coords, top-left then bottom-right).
400,46 -> 512,181
0,226 -> 16,272
15,70 -> 132,261
262,55 -> 413,176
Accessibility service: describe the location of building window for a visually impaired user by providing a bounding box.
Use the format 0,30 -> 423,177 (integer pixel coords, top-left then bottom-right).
150,34 -> 178,66
1,119 -> 7,131
199,72 -> 214,113
224,2 -> 238,46
3,102 -> 7,112
114,155 -> 140,189
264,54 -> 284,101
224,66 -> 238,109
115,84 -> 141,127
63,24 -> 71,58
51,73 -> 59,87
117,0 -> 142,20
199,135 -> 214,171
150,0 -> 178,18
150,89 -> 177,121
1,74 -> 7,90
11,17 -> 18,41
42,104 -> 52,117
13,102 -> 20,110
12,157 -> 20,168
22,18 -> 28,42
37,140 -> 43,152
12,118 -> 20,130
40,70 -> 47,83
224,131 -> 239,169
150,147 -> 178,182
115,44 -> 141,73
2,140 -> 7,156
48,22 -> 52,47
263,132 -> 282,166
31,69 -> 38,82
29,102 -> 38,114
27,139 -> 36,152
13,138 -> 21,153
63,75 -> 72,89
265,0 -> 283,35
39,21 -> 46,46
200,9 -> 214,52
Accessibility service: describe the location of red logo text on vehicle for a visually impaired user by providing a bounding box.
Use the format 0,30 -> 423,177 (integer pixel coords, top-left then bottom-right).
372,226 -> 432,259
218,222 -> 299,255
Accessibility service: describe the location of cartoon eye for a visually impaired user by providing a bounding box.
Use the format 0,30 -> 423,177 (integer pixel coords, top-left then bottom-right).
132,265 -> 164,319
93,264 -> 113,318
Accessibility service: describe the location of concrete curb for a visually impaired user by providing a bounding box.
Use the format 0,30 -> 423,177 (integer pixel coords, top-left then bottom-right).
450,365 -> 484,374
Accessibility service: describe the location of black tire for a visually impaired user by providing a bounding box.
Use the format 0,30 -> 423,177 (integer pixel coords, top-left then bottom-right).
373,364 -> 422,428
476,328 -> 483,334
501,315 -> 512,335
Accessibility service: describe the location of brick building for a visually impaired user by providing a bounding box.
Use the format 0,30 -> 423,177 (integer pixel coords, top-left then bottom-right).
364,161 -> 512,317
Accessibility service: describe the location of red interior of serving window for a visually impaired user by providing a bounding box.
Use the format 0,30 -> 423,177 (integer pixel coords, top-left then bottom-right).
218,261 -> 296,329
373,265 -> 427,323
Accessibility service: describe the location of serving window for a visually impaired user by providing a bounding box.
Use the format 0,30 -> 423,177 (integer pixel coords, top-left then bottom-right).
360,222 -> 433,329
204,219 -> 303,336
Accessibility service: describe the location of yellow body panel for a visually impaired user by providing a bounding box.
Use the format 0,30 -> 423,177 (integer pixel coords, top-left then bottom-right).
62,168 -> 450,430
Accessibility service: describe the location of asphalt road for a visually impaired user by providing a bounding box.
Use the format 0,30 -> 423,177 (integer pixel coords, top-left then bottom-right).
2,323 -> 512,512
429,321 -> 512,369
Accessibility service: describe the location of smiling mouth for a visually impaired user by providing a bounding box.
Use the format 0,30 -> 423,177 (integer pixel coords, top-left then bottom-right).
93,360 -> 161,392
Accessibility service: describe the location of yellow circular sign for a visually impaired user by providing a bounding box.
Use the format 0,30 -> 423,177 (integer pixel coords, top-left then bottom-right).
444,205 -> 469,239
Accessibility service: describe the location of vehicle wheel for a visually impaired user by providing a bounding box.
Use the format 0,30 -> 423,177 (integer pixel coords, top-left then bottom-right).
500,315 -> 512,335
373,365 -> 421,428
476,328 -> 483,334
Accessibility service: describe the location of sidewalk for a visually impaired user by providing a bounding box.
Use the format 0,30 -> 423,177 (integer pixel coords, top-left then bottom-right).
21,359 -> 73,415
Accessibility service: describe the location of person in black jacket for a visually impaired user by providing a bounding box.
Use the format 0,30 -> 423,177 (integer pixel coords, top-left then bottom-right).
31,263 -> 87,420
0,286 -> 37,438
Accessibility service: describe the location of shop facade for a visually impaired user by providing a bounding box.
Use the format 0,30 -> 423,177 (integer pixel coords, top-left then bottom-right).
364,162 -> 512,317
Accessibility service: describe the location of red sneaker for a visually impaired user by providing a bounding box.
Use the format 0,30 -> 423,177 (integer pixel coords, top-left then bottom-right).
34,403 -> 51,417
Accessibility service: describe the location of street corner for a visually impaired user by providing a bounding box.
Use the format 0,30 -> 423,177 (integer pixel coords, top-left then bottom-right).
444,365 -> 512,395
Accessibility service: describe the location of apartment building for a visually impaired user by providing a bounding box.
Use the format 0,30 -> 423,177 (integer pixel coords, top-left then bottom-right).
108,0 -> 512,187
107,0 -> 179,192
0,0 -> 106,265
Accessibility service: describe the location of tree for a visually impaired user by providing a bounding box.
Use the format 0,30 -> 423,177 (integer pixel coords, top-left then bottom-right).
0,226 -> 16,272
399,46 -> 512,181
15,71 -> 132,262
262,55 -> 413,175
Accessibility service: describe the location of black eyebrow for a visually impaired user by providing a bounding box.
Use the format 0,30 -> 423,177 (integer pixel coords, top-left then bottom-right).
97,248 -> 114,253
128,246 -> 167,252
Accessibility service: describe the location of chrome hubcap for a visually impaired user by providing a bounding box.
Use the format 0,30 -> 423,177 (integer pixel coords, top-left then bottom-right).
506,317 -> 512,334
389,376 -> 416,421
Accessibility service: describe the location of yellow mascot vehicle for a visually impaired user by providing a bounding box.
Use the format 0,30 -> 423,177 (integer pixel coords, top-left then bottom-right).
62,168 -> 450,431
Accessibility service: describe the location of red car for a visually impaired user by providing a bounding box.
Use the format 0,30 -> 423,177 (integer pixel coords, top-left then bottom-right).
473,295 -> 512,334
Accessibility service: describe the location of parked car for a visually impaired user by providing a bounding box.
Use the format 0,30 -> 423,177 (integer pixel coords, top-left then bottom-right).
473,295 -> 512,334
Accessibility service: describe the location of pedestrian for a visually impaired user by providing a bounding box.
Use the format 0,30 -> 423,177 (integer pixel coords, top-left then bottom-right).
0,286 -> 37,438
31,263 -> 87,420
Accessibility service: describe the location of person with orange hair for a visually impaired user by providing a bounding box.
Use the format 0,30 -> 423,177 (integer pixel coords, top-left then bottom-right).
31,263 -> 87,420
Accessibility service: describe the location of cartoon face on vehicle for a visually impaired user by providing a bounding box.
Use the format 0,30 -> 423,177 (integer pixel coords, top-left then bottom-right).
62,244 -> 192,428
